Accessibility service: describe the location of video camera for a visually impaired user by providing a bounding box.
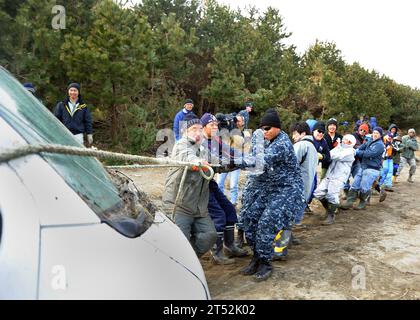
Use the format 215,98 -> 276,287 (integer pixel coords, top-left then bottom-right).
215,113 -> 238,131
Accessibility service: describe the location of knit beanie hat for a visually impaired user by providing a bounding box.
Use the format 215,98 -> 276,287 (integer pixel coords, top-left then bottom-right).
260,108 -> 281,129
67,82 -> 81,92
373,126 -> 383,137
313,121 -> 326,133
184,99 -> 194,105
200,113 -> 218,127
184,113 -> 201,129
359,123 -> 369,133
327,118 -> 338,128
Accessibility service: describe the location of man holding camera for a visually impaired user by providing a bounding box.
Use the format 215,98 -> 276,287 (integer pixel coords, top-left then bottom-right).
217,114 -> 246,207
238,101 -> 253,129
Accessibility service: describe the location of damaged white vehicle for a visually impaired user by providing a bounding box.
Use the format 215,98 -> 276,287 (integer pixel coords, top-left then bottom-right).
0,67 -> 210,299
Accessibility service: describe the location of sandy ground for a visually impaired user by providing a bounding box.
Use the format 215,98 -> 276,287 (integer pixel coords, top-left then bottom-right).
121,146 -> 420,300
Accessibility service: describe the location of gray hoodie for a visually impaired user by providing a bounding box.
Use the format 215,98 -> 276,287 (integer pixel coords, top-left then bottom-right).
293,135 -> 318,202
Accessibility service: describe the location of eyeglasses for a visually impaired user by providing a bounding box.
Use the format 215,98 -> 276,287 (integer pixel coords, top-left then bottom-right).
316,130 -> 325,134
359,129 -> 366,133
262,126 -> 272,131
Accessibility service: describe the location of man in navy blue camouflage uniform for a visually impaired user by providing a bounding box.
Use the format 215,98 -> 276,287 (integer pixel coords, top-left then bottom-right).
239,108 -> 306,281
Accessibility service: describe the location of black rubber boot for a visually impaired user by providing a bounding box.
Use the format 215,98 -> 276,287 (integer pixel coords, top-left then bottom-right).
319,198 -> 329,211
322,203 -> 338,225
366,191 -> 372,206
379,186 -> 387,202
290,233 -> 302,246
355,191 -> 370,210
235,229 -> 246,248
224,226 -> 249,258
240,254 -> 260,275
254,259 -> 273,281
211,233 -> 235,265
340,189 -> 358,210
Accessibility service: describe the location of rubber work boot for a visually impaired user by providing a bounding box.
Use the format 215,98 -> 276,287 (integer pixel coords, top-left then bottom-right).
408,174 -> 414,183
340,189 -> 358,210
240,254 -> 260,275
290,233 -> 302,246
235,229 -> 246,248
254,259 -> 273,282
366,191 -> 372,206
273,229 -> 292,261
211,234 -> 235,265
322,203 -> 338,225
379,186 -> 387,202
355,191 -> 370,210
319,198 -> 329,211
224,226 -> 249,258
319,198 -> 329,219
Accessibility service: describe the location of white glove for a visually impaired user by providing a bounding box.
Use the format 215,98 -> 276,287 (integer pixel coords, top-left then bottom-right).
87,134 -> 93,145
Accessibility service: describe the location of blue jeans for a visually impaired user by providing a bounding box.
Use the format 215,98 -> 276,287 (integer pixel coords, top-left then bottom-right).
344,161 -> 362,191
296,174 -> 316,224
217,169 -> 241,205
208,180 -> 238,232
351,168 -> 380,193
307,173 -> 318,205
379,159 -> 393,188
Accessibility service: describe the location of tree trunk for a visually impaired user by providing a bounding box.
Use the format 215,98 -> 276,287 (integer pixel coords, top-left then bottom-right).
110,82 -> 119,144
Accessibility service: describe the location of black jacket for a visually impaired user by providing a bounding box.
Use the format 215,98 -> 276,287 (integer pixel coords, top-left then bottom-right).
54,97 -> 92,135
352,132 -> 366,149
325,133 -> 343,150
313,138 -> 331,169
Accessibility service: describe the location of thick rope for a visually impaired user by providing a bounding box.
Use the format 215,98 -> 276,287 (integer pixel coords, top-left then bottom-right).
0,144 -> 215,180
172,166 -> 189,221
106,164 -> 185,169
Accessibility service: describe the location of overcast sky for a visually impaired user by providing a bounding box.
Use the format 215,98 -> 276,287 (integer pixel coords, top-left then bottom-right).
218,0 -> 420,89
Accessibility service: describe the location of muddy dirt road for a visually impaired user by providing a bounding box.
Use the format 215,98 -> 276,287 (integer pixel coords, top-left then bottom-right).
122,149 -> 420,300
